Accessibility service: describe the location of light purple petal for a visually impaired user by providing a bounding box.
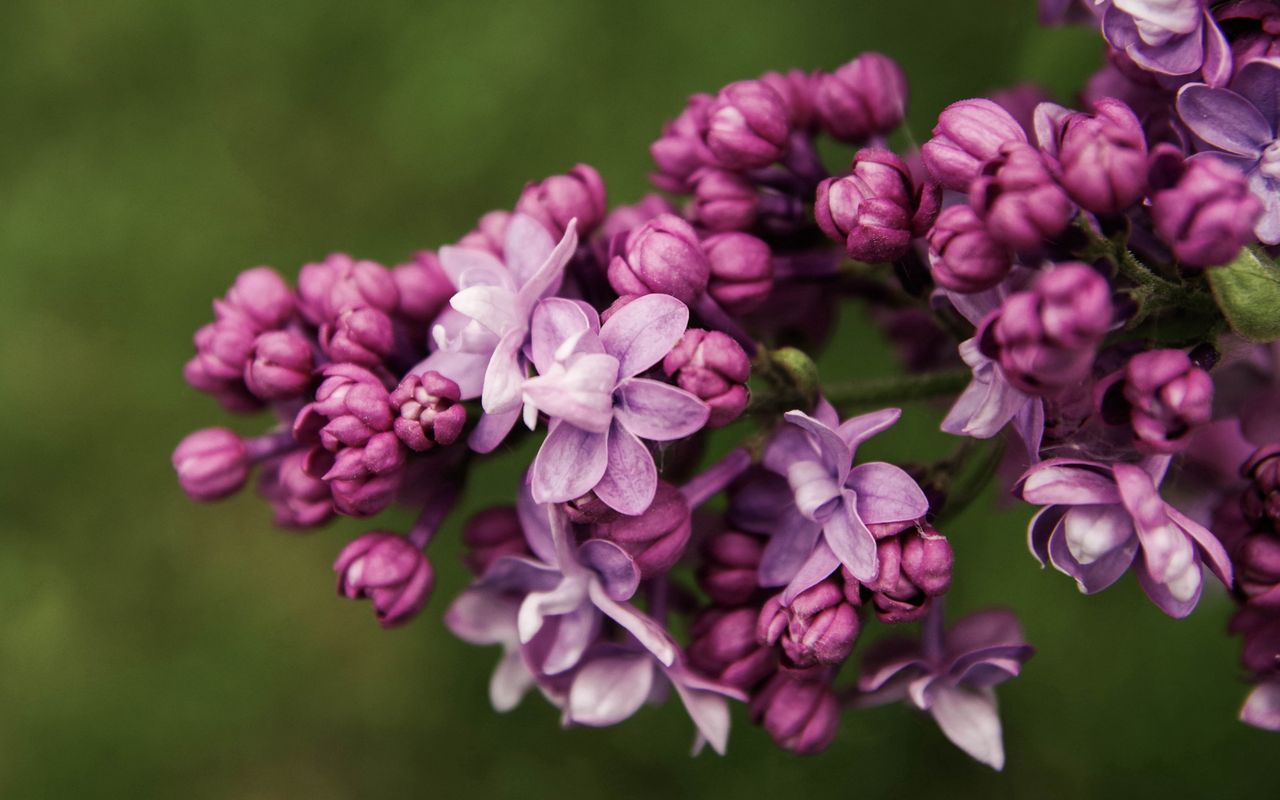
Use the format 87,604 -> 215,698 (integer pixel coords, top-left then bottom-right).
437,245 -> 510,290
1011,397 -> 1044,461
1201,11 -> 1232,88
517,576 -> 588,644
823,491 -> 879,582
503,213 -> 557,287
1166,505 -> 1234,587
837,407 -> 902,452
586,580 -> 677,666
530,298 -> 597,376
1062,503 -> 1136,566
599,293 -> 690,377
491,649 -> 536,712
592,420 -> 658,516
451,285 -> 522,336
578,538 -> 641,601
444,587 -> 520,646
1047,512 -> 1137,594
762,424 -> 820,475
481,329 -> 527,414
415,348 -> 488,400
1113,463 -> 1194,586
1032,101 -> 1073,156
670,679 -> 733,756
1176,84 -> 1271,157
542,603 -> 602,675
531,422 -> 609,504
1233,59 -> 1280,133
847,462 -> 929,524
927,685 -> 1006,770
1113,0 -> 1199,34
1134,557 -> 1203,618
786,460 -> 843,522
757,515 -> 822,587
516,480 -> 558,566
783,410 -> 852,480
614,378 -> 710,442
1247,170 -> 1280,245
1017,460 -> 1121,506
1241,681 -> 1280,731
566,652 -> 655,727
1027,506 -> 1062,567
468,406 -> 521,454
523,353 -> 619,434
781,539 -> 842,605
856,637 -> 927,698
515,219 -> 577,309
943,609 -> 1025,658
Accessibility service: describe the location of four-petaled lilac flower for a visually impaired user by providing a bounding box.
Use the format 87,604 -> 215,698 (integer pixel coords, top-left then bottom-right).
747,400 -> 929,602
525,294 -> 709,515
1177,58 -> 1280,243
419,214 -> 579,452
856,606 -> 1034,770
1101,0 -> 1231,85
1018,455 -> 1233,617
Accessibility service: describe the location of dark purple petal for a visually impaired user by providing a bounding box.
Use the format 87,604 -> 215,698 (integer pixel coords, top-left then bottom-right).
1176,84 -> 1271,157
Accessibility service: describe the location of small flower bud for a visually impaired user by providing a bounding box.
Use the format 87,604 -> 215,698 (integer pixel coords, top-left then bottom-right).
244,329 -> 314,400
702,232 -> 774,314
814,53 -> 908,143
461,507 -> 529,577
1104,349 -> 1214,454
697,529 -> 766,605
688,607 -> 778,691
691,168 -> 759,231
663,329 -> 751,428
389,371 -> 465,452
926,205 -> 1013,293
761,69 -> 819,130
704,80 -> 792,170
1048,97 -> 1149,214
516,163 -> 607,238
970,142 -> 1074,251
593,482 -> 691,578
334,532 -> 433,628
194,319 -> 257,381
815,148 -> 938,263
392,251 -> 453,324
758,580 -> 860,667
257,451 -> 334,529
750,673 -> 841,755
172,427 -> 249,501
1151,156 -> 1263,267
651,94 -> 716,193
222,267 -> 295,331
320,306 -> 395,367
456,210 -> 512,257
922,98 -> 1028,192
607,213 -> 711,304
297,254 -> 398,326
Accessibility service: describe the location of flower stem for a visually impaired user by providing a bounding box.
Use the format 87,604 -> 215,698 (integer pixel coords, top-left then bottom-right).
823,368 -> 972,409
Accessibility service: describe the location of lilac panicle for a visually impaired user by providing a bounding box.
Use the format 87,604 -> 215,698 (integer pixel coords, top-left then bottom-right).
334,531 -> 434,628
1019,455 -> 1233,617
922,99 -> 1028,192
857,606 -> 1034,770
814,52 -> 908,143
526,294 -> 709,515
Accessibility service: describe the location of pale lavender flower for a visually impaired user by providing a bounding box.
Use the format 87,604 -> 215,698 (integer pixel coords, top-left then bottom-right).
741,400 -> 929,601
1018,455 -> 1233,617
856,606 -> 1034,770
525,294 -> 709,515
1241,679 -> 1280,731
417,214 -> 579,452
1176,58 -> 1280,243
1101,0 -> 1231,85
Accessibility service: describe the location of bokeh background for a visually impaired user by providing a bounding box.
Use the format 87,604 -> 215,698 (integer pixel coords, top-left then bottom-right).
0,1 -> 1272,797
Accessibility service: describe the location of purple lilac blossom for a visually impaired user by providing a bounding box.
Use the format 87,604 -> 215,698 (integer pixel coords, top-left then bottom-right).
1101,0 -> 1232,85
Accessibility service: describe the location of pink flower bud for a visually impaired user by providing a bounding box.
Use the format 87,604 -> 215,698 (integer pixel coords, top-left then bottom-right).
244,329 -> 314,400
703,231 -> 774,314
172,428 -> 249,501
814,53 -> 908,143
334,532 -> 433,628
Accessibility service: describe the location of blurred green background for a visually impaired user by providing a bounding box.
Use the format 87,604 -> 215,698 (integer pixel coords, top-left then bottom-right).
0,1 -> 1271,797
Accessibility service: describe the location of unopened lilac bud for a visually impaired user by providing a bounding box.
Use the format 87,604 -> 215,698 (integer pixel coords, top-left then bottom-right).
393,251 -> 453,324
697,529 -> 765,605
1242,444 -> 1280,532
1110,349 -> 1214,453
1050,98 -> 1148,214
593,482 -> 691,578
922,98 -> 1028,192
462,507 -> 528,576
814,52 -> 908,143
816,149 -> 937,263
1151,157 -> 1262,267
172,428 -> 249,501
564,491 -> 622,525
258,451 -> 333,529
320,306 -> 395,367
750,674 -> 840,755
607,213 -> 710,304
691,168 -> 758,231
758,580 -> 860,667
688,607 -> 778,691
334,532 -> 433,628
244,330 -> 314,400
1237,532 -> 1280,604
223,267 -> 295,331
456,210 -> 512,257
663,329 -> 750,428
298,254 -> 398,326
182,356 -> 261,413
761,69 -> 819,130
705,80 -> 792,170
516,163 -> 607,238
329,472 -> 402,518
599,194 -> 676,241
702,232 -> 774,314
927,205 -> 1013,293
389,371 -> 465,452
899,525 -> 954,597
651,94 -> 716,193
979,263 -> 1112,395
970,142 -> 1074,251
194,319 -> 257,381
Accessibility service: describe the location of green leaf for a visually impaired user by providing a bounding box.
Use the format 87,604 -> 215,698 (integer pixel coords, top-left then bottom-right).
1207,247 -> 1280,342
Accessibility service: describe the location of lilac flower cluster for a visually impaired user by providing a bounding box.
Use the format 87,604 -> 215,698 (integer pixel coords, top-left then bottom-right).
172,0 -> 1280,768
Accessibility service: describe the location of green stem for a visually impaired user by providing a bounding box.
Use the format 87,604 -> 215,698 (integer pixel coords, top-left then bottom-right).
822,368 -> 971,409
